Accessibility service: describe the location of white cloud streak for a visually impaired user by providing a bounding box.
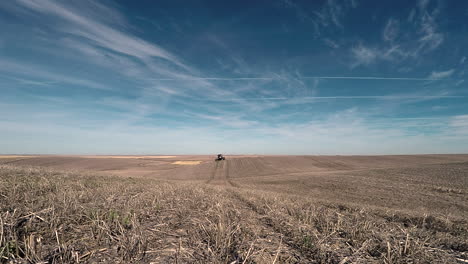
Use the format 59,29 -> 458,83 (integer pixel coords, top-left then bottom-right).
2,104 -> 467,155
416,0 -> 444,53
351,45 -> 378,66
383,18 -> 399,42
282,0 -> 357,36
352,0 -> 445,68
0,59 -> 111,90
14,0 -> 190,73
323,38 -> 339,49
460,56 -> 466,64
1,0 -> 466,155
428,69 -> 455,79
194,95 -> 463,102
146,76 -> 452,81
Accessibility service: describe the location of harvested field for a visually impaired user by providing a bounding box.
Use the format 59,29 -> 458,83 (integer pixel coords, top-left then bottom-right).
81,155 -> 178,159
1,154 -> 467,263
171,161 -> 204,165
0,156 -> 38,158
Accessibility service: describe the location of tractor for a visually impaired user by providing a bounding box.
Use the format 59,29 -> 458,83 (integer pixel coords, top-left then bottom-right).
215,154 -> 225,161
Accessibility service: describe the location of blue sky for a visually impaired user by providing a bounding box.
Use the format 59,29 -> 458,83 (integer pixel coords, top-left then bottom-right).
0,0 -> 467,155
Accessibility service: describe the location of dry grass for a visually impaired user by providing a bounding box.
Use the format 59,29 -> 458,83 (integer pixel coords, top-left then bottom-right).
1,158 -> 467,263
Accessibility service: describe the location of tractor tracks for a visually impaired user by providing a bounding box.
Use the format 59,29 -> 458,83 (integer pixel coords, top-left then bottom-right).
203,159 -> 302,259
224,160 -> 240,187
227,190 -> 303,262
205,160 -> 238,187
205,161 -> 218,184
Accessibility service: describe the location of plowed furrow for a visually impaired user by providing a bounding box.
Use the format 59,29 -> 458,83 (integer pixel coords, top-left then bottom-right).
227,190 -> 307,263
225,160 -> 239,187
206,161 -> 218,184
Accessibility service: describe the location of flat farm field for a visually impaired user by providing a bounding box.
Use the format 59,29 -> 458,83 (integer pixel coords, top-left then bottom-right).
1,154 -> 467,263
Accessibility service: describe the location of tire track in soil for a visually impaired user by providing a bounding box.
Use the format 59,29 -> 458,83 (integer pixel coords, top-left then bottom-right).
206,161 -> 219,184
205,160 -> 306,260
229,191 -> 349,263
206,160 -> 239,187
224,161 -> 306,263
227,189 -> 304,262
225,160 -> 239,187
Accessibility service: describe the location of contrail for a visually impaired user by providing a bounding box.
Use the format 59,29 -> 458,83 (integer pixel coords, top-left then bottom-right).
302,76 -> 443,81
197,95 -> 464,102
147,76 -> 452,81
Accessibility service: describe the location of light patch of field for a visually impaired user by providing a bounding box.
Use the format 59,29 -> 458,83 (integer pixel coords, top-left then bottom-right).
82,155 -> 177,159
0,155 -> 37,158
172,160 -> 203,165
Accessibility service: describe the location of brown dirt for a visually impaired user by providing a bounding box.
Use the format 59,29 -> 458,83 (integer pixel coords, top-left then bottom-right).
1,154 -> 468,263
171,161 -> 203,165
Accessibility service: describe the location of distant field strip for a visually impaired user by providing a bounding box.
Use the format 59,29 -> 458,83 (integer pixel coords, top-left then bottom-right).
172,160 -> 203,165
0,155 -> 37,158
84,155 -> 177,159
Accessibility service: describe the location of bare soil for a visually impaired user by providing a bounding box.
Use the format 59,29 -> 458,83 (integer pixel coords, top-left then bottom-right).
1,154 -> 467,263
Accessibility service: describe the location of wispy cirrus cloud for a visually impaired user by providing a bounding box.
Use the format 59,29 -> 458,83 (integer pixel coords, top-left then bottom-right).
449,115 -> 468,135
416,0 -> 444,53
2,102 -> 466,155
11,0 -> 191,79
383,18 -> 400,42
350,43 -> 410,67
189,95 -> 463,103
0,74 -> 57,87
282,0 -> 357,36
3,0 -> 266,115
350,43 -> 407,68
0,59 -> 111,90
1,0 -> 236,133
146,75 -> 450,81
351,0 -> 445,68
350,44 -> 378,66
315,0 -> 346,28
14,0 -> 189,71
428,69 -> 455,79
460,56 -> 466,64
323,38 -> 340,49
1,0 -> 467,154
